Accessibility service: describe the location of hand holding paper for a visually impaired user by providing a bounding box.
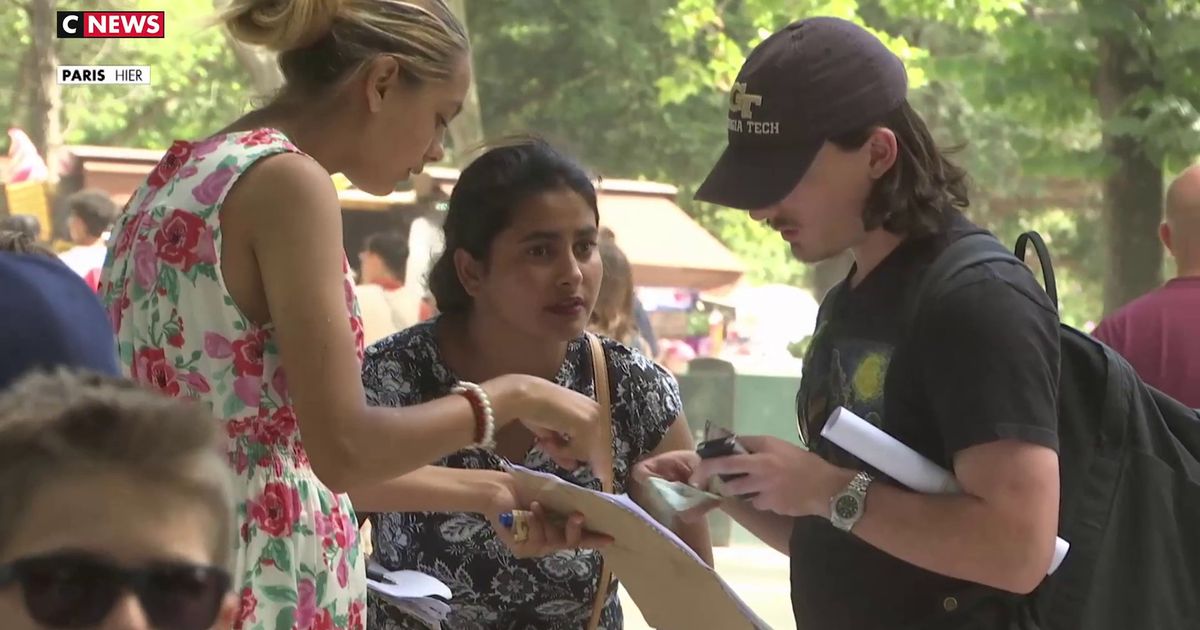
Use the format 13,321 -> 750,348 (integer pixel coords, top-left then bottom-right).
820,407 -> 1069,575
506,464 -> 773,629
489,502 -> 611,559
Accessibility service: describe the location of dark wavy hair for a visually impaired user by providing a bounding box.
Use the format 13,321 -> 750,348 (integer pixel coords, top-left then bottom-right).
363,231 -> 409,278
829,100 -> 969,237
65,189 -> 119,238
0,215 -> 41,241
427,138 -> 598,314
0,230 -> 55,257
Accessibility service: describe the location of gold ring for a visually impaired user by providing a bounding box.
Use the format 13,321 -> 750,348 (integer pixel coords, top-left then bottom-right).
510,510 -> 531,543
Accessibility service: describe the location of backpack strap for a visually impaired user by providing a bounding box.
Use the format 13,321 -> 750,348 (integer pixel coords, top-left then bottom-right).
1015,231 -> 1059,310
905,231 -> 1052,332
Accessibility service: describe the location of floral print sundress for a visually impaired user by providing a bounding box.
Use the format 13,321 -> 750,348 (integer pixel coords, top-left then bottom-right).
99,128 -> 367,630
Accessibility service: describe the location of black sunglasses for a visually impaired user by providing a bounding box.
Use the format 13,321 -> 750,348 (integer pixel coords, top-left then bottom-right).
0,551 -> 231,630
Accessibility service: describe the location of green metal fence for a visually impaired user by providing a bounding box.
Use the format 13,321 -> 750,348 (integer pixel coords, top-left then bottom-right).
675,359 -> 803,546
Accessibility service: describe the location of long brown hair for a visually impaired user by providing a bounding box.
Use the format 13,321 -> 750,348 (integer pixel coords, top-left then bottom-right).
829,100 -> 969,237
589,231 -> 638,345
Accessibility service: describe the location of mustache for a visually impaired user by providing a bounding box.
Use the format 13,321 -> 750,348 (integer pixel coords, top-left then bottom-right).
766,218 -> 797,231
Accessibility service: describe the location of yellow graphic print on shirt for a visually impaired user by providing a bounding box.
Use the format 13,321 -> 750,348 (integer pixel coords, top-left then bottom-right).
799,335 -> 893,450
852,351 -> 889,405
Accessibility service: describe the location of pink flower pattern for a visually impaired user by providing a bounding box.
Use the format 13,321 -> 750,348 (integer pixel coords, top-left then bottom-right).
98,129 -> 365,629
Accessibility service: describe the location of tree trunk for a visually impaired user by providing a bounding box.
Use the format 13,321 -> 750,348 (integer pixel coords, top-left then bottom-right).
1094,26 -> 1165,315
444,0 -> 485,164
27,0 -> 62,178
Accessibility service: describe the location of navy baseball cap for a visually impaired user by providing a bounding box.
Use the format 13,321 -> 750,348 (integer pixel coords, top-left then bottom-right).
695,17 -> 909,210
0,253 -> 120,390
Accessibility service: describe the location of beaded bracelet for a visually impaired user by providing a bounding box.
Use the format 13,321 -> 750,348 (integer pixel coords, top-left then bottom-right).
451,381 -> 496,449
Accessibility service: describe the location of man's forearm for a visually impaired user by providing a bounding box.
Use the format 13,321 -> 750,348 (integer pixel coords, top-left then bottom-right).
348,466 -> 509,514
722,499 -> 793,555
831,470 -> 1056,594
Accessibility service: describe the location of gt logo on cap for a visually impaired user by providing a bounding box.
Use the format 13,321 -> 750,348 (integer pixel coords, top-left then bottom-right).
729,83 -> 762,120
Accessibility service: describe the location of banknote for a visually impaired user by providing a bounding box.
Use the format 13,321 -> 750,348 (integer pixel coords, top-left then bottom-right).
645,475 -> 721,513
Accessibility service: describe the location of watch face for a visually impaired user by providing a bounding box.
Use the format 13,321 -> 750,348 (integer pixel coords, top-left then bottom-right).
834,494 -> 860,520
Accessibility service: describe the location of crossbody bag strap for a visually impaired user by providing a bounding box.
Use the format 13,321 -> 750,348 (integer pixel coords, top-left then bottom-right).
584,332 -> 615,630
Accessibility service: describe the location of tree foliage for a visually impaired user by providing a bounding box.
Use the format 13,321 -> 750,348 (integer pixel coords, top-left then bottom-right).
1,0 -> 254,150
5,0 -> 1199,326
879,0 -> 1200,314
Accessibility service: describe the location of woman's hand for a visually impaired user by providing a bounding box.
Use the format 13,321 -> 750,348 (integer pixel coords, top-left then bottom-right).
487,502 -> 612,559
484,375 -> 607,471
633,449 -> 702,486
483,470 -> 521,516
633,449 -> 722,523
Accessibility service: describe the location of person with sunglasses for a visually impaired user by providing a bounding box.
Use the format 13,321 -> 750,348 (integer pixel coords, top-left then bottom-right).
635,17 -> 1061,630
0,370 -> 238,630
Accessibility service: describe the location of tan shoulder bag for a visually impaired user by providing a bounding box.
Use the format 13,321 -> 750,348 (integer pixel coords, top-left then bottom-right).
584,332 -> 616,630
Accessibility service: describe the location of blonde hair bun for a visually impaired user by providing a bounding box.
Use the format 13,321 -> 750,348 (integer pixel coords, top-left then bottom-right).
222,0 -> 343,52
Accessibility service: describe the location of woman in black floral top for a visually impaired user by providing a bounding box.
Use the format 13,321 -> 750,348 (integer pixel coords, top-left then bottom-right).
354,139 -> 712,630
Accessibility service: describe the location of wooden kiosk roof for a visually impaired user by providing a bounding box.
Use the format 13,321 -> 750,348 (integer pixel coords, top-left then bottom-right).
44,146 -> 745,290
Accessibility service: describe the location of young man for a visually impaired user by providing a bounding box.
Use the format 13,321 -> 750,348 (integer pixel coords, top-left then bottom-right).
355,231 -> 423,344
58,189 -> 119,289
636,17 -> 1062,629
0,370 -> 238,630
1091,164 -> 1200,408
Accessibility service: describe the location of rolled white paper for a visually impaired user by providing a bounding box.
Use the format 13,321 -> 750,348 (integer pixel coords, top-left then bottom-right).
821,407 -> 1070,575
823,407 -> 961,495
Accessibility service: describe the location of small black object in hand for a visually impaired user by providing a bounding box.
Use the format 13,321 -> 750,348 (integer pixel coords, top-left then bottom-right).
695,435 -> 758,499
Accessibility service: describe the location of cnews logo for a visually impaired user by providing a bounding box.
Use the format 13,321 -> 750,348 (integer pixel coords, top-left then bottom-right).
56,11 -> 165,39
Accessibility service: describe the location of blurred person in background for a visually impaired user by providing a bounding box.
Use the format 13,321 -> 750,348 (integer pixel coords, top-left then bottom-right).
97,0 -> 606,625
599,228 -> 658,355
58,189 -> 119,289
356,231 -> 422,345
0,231 -> 56,257
1091,164 -> 1200,408
0,370 -> 238,630
0,215 -> 41,243
590,232 -> 655,356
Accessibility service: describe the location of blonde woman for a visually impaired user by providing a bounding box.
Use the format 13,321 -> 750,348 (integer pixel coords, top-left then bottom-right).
98,1 -> 605,627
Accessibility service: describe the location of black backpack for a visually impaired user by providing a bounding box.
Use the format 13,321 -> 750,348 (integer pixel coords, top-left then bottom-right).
913,230 -> 1200,630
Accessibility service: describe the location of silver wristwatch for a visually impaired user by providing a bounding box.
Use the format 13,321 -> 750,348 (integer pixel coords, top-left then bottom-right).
830,471 -> 874,532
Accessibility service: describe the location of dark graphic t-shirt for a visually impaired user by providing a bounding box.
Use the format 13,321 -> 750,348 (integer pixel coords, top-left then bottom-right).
791,212 -> 1061,630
